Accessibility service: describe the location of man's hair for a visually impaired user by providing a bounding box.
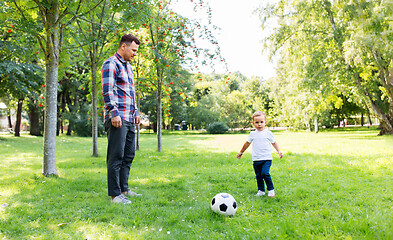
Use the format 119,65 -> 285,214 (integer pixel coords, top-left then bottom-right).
252,111 -> 267,121
119,34 -> 140,48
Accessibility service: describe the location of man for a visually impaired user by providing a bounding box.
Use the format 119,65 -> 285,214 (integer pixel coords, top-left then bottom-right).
101,34 -> 141,204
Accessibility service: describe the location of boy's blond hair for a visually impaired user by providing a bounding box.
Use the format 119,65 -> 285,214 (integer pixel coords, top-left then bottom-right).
252,111 -> 267,121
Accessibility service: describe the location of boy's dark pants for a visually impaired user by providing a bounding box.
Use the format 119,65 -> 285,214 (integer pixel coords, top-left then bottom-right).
105,119 -> 135,197
253,160 -> 274,191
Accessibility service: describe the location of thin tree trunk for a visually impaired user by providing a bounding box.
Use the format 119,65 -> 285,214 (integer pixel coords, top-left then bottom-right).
29,103 -> 41,136
307,118 -> 311,132
136,112 -> 140,151
61,92 -> 66,134
43,0 -> 60,176
57,91 -> 66,135
65,94 -> 74,135
367,109 -> 373,127
135,58 -> 141,151
157,88 -> 162,152
14,99 -> 23,137
149,23 -> 163,151
91,60 -> 98,157
7,108 -> 12,129
56,93 -> 61,136
136,91 -> 140,151
56,118 -> 61,136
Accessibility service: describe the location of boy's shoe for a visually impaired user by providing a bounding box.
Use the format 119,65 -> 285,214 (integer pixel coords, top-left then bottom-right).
256,190 -> 265,196
268,190 -> 275,197
124,191 -> 142,197
111,195 -> 131,204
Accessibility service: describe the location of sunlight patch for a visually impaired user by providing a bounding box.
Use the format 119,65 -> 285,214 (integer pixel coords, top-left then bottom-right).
133,175 -> 184,185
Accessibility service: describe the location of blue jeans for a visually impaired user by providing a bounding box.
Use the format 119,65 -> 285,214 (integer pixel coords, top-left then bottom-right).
105,119 -> 135,197
253,160 -> 274,191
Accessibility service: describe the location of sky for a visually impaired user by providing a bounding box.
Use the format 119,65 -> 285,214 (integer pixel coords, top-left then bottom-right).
171,0 -> 276,79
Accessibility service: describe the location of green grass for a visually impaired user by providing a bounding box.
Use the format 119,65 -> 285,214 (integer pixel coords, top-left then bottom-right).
0,127 -> 392,239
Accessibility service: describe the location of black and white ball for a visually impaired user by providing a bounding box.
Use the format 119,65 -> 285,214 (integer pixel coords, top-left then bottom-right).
211,193 -> 237,216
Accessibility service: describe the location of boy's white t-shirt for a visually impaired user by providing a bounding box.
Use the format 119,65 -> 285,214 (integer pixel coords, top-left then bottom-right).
247,129 -> 276,161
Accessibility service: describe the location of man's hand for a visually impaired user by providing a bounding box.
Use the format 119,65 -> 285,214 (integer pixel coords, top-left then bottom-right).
134,116 -> 141,126
111,116 -> 122,128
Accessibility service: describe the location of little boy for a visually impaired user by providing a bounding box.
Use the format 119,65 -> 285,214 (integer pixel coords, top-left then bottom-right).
237,111 -> 283,197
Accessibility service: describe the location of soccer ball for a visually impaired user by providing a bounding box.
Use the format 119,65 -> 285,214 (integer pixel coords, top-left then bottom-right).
211,193 -> 237,216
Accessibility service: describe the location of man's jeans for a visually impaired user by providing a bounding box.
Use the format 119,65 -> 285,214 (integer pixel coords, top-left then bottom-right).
105,119 -> 135,197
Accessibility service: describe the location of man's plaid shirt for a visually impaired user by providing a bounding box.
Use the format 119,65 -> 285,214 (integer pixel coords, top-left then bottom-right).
101,52 -> 139,123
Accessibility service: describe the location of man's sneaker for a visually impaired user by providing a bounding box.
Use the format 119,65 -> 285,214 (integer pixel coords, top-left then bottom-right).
268,190 -> 275,197
124,191 -> 142,197
256,190 -> 265,196
111,195 -> 131,204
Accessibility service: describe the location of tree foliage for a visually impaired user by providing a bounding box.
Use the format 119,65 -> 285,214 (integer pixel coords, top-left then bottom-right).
0,10 -> 44,136
124,0 -> 224,151
258,0 -> 393,135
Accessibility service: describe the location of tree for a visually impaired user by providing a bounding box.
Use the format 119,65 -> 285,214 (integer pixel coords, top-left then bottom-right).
258,0 -> 393,135
0,27 -> 44,136
187,75 -> 220,129
8,0 -> 112,175
7,0 -> 64,175
67,0 -> 149,156
70,0 -> 114,156
129,0 -> 223,151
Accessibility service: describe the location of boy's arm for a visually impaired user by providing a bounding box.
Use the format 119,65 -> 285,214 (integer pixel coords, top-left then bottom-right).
272,142 -> 283,159
237,141 -> 251,159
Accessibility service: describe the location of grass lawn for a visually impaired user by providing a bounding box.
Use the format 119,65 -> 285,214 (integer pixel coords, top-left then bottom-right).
0,127 -> 392,239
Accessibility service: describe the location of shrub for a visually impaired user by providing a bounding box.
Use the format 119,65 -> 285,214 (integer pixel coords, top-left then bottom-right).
207,122 -> 229,134
67,103 -> 105,137
71,116 -> 105,137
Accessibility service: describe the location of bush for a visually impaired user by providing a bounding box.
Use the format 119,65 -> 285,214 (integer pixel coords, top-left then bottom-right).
71,116 -> 105,137
67,103 -> 105,137
206,122 -> 229,134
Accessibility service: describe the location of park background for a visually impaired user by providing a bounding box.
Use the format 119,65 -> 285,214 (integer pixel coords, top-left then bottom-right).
1,0 -> 393,239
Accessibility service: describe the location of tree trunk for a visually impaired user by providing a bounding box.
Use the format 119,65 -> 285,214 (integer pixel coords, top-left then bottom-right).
7,108 -> 12,129
14,99 -> 23,137
314,117 -> 319,134
136,85 -> 141,151
56,91 -> 60,136
368,98 -> 393,135
136,120 -> 140,151
367,108 -> 372,127
29,104 -> 41,136
61,92 -> 66,134
56,118 -> 61,136
307,118 -> 311,132
157,88 -> 162,152
66,125 -> 72,135
65,93 -> 75,136
91,60 -> 98,157
149,24 -> 163,151
135,59 -> 141,151
376,54 -> 393,134
43,0 -> 60,176
56,91 -> 64,136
